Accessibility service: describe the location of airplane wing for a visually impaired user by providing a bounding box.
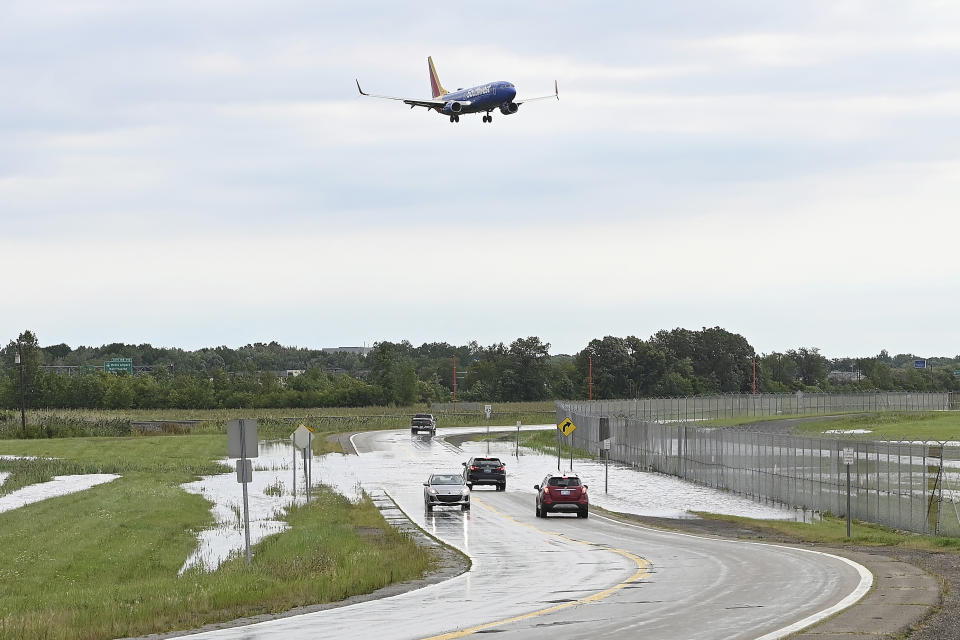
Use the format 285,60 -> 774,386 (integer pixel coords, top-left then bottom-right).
516,80 -> 559,105
356,80 -> 449,110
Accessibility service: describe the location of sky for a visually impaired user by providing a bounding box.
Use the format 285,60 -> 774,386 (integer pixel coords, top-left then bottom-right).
3,1 -> 960,358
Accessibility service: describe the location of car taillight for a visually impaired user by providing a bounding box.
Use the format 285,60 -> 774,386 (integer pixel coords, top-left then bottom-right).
497,466 -> 504,471
470,466 -> 478,471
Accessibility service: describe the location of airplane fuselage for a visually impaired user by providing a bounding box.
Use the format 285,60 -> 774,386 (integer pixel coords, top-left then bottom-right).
436,81 -> 518,115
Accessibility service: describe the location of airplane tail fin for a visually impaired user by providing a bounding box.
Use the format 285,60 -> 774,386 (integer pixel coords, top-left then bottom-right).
428,56 -> 448,98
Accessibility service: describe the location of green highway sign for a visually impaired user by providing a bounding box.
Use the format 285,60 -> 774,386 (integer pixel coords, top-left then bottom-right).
104,358 -> 134,374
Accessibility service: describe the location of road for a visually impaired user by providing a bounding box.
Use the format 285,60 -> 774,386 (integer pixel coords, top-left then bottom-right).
181,427 -> 871,640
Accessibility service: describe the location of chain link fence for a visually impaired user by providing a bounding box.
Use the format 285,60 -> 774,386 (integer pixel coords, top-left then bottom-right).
558,392 -> 960,536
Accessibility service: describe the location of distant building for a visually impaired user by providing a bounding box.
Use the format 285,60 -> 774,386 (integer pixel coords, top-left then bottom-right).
322,346 -> 372,356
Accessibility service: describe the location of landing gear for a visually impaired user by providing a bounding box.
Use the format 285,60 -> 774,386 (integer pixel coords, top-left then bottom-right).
449,114 -> 460,123
482,114 -> 493,123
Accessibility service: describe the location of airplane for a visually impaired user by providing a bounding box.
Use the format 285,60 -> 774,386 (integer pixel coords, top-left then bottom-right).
356,56 -> 558,124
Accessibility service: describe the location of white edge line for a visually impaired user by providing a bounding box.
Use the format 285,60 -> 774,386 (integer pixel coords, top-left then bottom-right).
591,512 -> 874,640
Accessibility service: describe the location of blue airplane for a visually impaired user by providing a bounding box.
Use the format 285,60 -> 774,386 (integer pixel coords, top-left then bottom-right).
356,56 -> 558,123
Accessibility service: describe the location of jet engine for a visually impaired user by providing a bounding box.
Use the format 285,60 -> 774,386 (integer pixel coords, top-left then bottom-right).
442,101 -> 464,114
499,102 -> 519,115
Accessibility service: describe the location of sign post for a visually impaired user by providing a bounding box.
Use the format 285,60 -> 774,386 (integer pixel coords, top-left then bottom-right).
292,424 -> 315,503
516,421 -> 521,458
842,447 -> 855,538
602,438 -> 610,493
557,417 -> 577,471
227,419 -> 259,565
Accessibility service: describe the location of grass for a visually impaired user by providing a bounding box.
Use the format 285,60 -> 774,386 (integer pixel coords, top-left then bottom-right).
787,412 -> 960,441
692,512 -> 960,552
0,436 -> 434,640
700,412 -> 861,428
700,411 -> 960,441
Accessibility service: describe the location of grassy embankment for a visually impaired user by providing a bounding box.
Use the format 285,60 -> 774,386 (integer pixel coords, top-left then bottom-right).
694,512 -> 960,551
0,435 -> 433,640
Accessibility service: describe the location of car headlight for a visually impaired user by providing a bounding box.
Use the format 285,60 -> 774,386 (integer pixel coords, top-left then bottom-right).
427,488 -> 437,495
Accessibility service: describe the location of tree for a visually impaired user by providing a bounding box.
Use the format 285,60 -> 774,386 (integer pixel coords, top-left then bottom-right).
500,337 -> 551,401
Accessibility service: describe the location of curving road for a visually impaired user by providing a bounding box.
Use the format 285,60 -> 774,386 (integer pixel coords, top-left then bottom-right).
181,427 -> 871,640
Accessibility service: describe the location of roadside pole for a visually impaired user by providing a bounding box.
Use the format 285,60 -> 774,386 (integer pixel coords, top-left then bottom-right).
516,421 -> 521,459
556,417 -> 577,473
557,428 -> 561,470
227,419 -> 258,566
604,439 -> 610,494
291,434 -> 296,499
843,447 -> 854,538
292,424 -> 315,505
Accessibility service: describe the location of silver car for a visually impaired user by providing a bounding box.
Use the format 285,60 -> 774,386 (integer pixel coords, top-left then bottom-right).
424,473 -> 471,511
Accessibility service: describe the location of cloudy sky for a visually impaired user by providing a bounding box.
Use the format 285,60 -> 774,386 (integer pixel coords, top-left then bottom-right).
3,1 -> 960,357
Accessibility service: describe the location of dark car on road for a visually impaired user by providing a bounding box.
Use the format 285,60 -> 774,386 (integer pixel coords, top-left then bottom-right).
535,473 -> 588,518
462,456 -> 506,491
410,413 -> 436,436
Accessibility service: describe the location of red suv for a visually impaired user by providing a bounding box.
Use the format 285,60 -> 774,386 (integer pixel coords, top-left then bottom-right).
534,473 -> 588,518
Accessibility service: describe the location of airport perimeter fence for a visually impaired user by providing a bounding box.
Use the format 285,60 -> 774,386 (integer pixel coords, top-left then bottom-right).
557,392 -> 960,536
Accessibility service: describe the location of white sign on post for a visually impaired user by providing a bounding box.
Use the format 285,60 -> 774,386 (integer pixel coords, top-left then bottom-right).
484,404 -> 492,419
292,424 -> 314,450
603,439 -> 611,450
842,448 -> 855,465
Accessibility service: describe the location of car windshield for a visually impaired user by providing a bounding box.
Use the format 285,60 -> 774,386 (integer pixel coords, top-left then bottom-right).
431,475 -> 463,485
547,477 -> 581,487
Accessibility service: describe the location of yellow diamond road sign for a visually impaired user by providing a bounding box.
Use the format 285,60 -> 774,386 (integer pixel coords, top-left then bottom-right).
557,417 -> 576,437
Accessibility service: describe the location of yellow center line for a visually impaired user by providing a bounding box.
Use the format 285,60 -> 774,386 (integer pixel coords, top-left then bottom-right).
421,498 -> 651,640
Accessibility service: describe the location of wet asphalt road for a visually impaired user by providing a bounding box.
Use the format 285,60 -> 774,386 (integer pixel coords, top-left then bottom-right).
181,428 -> 870,640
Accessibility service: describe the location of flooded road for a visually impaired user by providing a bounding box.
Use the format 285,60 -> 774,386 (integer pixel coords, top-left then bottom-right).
179,426 -> 870,640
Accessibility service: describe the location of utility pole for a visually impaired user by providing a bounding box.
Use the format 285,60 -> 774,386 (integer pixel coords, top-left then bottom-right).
452,355 -> 457,409
588,356 -> 593,401
15,345 -> 25,436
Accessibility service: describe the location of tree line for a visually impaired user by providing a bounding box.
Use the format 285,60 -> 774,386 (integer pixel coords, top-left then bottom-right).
1,329 -> 958,411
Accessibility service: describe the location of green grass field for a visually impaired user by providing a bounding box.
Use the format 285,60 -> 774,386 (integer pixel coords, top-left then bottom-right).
0,435 -> 434,640
702,411 -> 960,441
788,411 -> 960,441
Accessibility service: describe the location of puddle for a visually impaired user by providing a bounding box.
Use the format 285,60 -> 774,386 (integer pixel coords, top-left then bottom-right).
178,440 -> 364,575
0,474 -> 119,514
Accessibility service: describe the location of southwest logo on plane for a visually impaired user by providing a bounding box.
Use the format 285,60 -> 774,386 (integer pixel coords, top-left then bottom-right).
356,56 -> 558,124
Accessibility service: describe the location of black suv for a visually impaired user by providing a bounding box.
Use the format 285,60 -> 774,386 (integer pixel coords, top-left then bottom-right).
462,456 -> 506,491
